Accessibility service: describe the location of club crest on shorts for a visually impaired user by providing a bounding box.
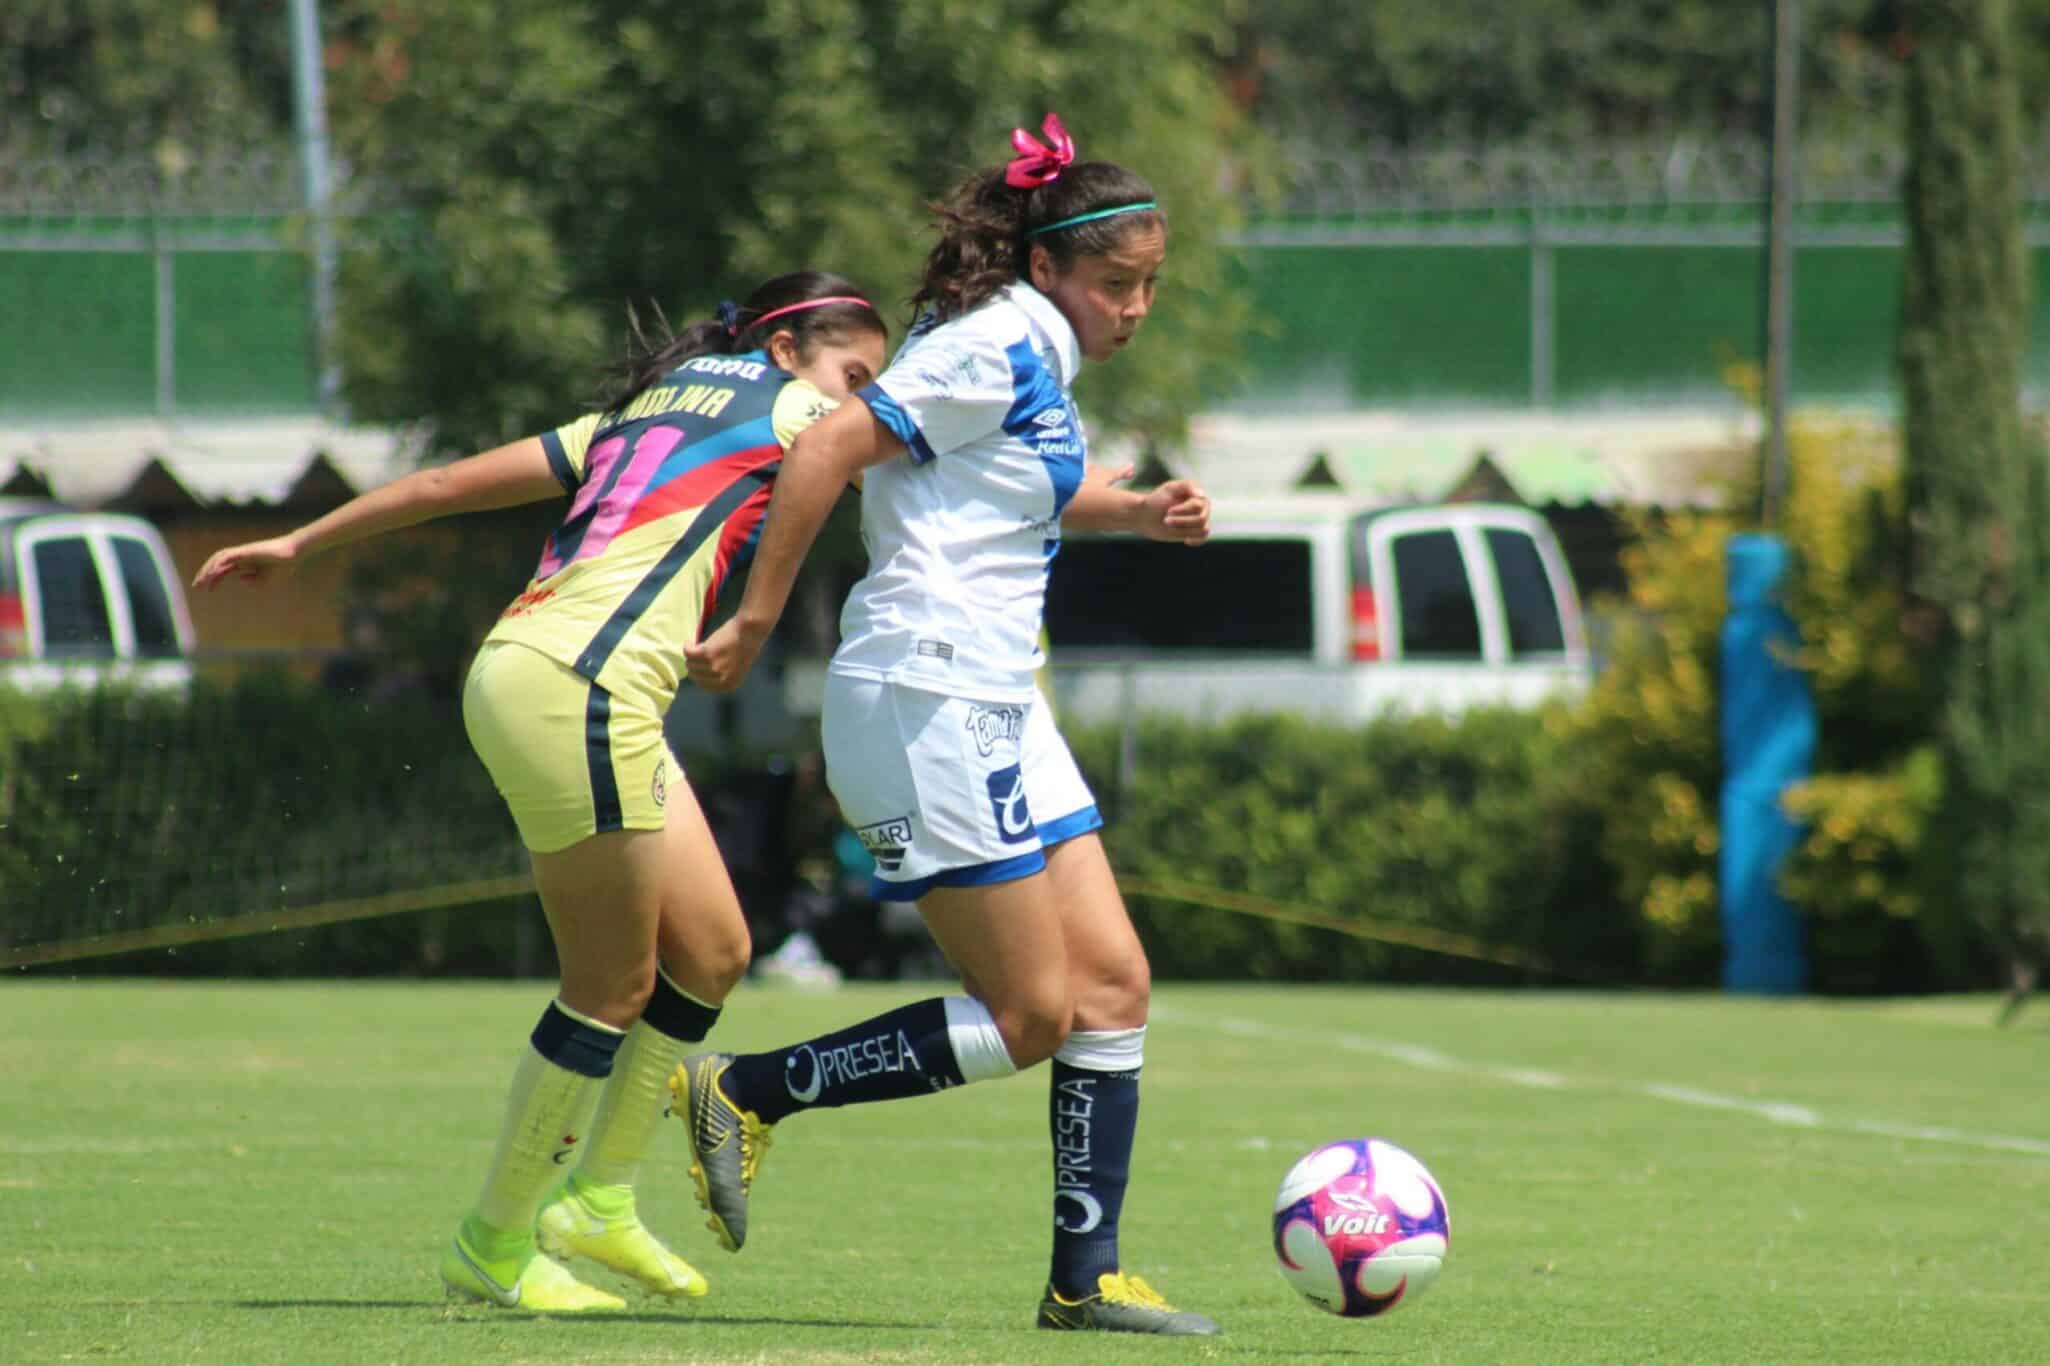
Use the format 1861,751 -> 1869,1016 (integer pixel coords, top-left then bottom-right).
986,763 -> 1035,844
651,756 -> 667,807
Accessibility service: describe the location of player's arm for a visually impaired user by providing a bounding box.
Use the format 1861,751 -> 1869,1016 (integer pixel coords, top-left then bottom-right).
1063,464 -> 1212,545
685,401 -> 904,692
191,437 -> 566,590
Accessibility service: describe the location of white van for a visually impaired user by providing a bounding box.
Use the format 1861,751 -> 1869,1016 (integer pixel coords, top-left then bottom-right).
1041,495 -> 1591,725
0,499 -> 197,693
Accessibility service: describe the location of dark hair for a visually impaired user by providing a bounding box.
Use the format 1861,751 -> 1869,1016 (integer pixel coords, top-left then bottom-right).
600,270 -> 886,410
911,161 -> 1164,324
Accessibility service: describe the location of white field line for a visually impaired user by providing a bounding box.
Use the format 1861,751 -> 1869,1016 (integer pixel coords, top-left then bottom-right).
1156,1008 -> 2050,1160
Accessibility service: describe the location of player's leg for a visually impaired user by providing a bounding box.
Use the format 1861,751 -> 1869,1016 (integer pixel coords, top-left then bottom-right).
675,870 -> 1068,1249
538,754 -> 748,1298
673,680 -> 1068,1251
1021,698 -> 1218,1335
1033,832 -> 1211,1334
441,645 -> 655,1312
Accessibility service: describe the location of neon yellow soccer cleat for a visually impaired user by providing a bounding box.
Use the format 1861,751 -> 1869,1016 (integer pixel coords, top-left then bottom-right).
439,1225 -> 625,1313
537,1176 -> 710,1299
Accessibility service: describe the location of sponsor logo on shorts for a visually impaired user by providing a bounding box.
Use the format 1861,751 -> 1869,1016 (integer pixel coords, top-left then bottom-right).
987,763 -> 1035,844
651,757 -> 667,807
965,703 -> 1024,758
855,815 -> 913,873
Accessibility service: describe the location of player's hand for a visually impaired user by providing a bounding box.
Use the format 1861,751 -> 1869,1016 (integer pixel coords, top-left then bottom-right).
685,617 -> 770,693
1137,479 -> 1211,546
191,536 -> 299,590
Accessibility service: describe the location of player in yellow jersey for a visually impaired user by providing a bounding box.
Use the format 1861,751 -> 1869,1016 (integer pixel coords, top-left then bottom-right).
192,271 -> 888,1313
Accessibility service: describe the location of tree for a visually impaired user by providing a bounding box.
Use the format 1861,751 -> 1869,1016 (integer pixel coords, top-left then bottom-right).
321,0 -> 1259,456
1897,0 -> 2050,996
1221,0 -> 2050,150
2,1 -> 293,158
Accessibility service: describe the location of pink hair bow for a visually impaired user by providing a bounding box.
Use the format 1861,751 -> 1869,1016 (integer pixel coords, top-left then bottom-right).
1005,112 -> 1075,189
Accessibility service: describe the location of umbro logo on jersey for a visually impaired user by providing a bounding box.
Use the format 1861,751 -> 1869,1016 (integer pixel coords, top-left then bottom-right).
1032,407 -> 1068,428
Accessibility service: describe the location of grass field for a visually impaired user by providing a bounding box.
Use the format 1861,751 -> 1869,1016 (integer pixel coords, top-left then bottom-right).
3,980 -> 2047,1364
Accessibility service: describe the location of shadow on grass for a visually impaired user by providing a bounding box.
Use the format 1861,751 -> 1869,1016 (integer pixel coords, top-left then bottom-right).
236,1300 -> 932,1330
235,1300 -> 426,1311
235,1301 -> 1380,1352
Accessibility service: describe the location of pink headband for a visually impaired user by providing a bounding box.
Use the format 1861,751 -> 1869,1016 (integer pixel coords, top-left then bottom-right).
1006,112 -> 1075,189
732,295 -> 874,335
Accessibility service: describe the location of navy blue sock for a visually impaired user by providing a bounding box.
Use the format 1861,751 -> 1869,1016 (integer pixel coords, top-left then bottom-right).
530,1000 -> 625,1077
723,998 -> 967,1125
642,970 -> 721,1043
1048,1059 -> 1140,1298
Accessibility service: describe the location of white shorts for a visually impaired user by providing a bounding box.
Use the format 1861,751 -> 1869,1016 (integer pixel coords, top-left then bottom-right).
821,675 -> 1103,901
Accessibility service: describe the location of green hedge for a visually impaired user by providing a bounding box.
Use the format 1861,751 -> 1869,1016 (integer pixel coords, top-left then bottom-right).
0,672 -> 529,977
0,670 -> 1999,991
1066,709 -> 1632,986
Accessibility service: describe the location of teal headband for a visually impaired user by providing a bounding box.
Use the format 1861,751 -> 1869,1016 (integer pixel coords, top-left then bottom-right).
1026,201 -> 1159,237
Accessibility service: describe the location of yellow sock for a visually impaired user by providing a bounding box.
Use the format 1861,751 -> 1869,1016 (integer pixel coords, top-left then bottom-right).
576,1018 -> 690,1188
471,1001 -> 624,1233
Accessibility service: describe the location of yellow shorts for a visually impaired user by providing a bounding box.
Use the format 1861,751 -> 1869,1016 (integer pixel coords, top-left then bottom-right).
463,639 -> 677,854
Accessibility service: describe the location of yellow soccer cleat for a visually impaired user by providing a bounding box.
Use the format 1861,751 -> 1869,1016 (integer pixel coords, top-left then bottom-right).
668,1053 -> 774,1252
537,1176 -> 710,1299
1036,1272 -> 1222,1335
439,1225 -> 626,1313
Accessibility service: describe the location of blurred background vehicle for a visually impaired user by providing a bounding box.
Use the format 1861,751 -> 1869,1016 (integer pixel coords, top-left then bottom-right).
0,498 -> 195,694
1041,495 -> 1589,725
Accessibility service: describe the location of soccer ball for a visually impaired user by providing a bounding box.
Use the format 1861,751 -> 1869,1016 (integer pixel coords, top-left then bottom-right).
1272,1138 -> 1450,1317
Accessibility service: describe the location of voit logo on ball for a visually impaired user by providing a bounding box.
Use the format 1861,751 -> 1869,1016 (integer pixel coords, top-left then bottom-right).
1272,1137 -> 1450,1319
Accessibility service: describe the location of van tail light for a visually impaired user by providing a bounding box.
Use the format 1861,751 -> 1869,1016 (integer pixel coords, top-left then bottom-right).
1350,585 -> 1382,662
0,592 -> 24,657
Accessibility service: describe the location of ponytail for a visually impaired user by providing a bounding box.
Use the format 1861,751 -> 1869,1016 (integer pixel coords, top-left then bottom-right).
911,115 -> 1164,324
599,270 -> 886,411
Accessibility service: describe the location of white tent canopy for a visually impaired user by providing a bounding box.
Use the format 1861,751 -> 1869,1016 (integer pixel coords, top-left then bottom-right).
0,418 -> 415,510
3,407 -> 1783,515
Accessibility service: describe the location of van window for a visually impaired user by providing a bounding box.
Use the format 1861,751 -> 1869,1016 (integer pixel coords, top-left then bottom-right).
1485,527 -> 1566,655
1047,537 -> 1315,654
32,537 -> 116,657
1391,529 -> 1481,659
114,537 -> 181,657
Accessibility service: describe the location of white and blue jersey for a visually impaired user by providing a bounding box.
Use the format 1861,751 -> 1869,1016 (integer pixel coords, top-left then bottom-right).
822,282 -> 1103,898
836,281 -> 1086,704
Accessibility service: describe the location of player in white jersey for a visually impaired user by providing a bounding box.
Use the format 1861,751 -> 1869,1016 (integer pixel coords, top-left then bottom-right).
679,114 -> 1222,1336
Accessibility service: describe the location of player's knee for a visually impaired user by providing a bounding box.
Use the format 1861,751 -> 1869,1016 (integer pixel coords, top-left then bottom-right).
699,920 -> 752,996
995,987 -> 1073,1068
1071,944 -> 1151,1029
559,956 -> 655,1029
612,958 -> 659,1019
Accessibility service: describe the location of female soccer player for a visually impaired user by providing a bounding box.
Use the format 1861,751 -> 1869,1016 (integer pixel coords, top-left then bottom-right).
679,116 -> 1222,1335
191,273 -> 889,1313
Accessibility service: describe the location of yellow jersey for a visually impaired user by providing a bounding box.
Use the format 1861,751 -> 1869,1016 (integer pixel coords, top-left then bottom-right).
483,350 -> 835,704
